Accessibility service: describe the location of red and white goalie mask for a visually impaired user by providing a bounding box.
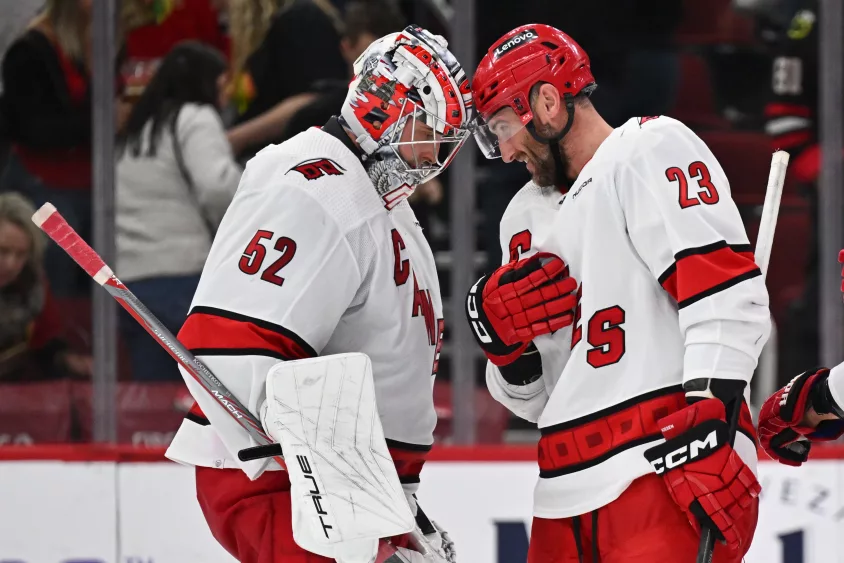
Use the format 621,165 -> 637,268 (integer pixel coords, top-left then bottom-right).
341,25 -> 473,209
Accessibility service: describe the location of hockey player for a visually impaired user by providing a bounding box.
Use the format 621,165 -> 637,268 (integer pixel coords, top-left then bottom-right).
756,251 -> 844,466
465,25 -> 770,562
163,26 -> 473,563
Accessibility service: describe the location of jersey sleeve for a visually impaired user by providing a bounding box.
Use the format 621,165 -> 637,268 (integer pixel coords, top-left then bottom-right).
828,363 -> 844,412
176,179 -> 364,476
483,194 -> 549,421
617,122 -> 771,389
485,361 -> 548,423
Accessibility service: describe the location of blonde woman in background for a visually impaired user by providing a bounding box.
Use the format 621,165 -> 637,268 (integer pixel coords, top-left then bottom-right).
0,193 -> 92,381
224,0 -> 347,159
0,0 -> 98,297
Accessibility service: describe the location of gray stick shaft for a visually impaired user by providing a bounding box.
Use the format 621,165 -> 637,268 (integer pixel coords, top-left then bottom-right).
102,281 -> 271,447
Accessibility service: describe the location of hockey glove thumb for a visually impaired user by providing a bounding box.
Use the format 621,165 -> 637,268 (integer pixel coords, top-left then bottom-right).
758,368 -> 844,466
465,252 -> 577,366
644,398 -> 760,556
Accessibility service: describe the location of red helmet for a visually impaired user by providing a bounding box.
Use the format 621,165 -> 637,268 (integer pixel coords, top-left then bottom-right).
472,24 -> 595,159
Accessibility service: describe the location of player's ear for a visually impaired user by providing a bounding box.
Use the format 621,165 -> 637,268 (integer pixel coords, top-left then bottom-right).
532,83 -> 564,127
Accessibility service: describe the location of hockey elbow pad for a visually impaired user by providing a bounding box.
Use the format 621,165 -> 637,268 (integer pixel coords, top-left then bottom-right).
465,252 -> 576,366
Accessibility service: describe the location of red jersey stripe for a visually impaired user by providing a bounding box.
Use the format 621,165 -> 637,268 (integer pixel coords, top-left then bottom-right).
659,242 -> 761,309
764,102 -> 813,118
178,306 -> 316,361
771,130 -> 813,151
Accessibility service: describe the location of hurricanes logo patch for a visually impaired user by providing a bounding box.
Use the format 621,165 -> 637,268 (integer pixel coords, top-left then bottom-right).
288,158 -> 346,181
493,29 -> 538,60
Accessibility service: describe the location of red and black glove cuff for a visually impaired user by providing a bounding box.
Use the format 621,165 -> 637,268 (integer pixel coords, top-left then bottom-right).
644,417 -> 730,476
759,368 -> 844,466
466,272 -> 530,366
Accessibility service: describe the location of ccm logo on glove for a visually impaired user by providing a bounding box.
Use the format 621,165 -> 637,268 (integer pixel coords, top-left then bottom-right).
647,422 -> 726,474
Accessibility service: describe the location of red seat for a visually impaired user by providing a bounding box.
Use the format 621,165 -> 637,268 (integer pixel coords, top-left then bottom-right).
745,203 -> 812,326
73,381 -> 187,445
698,131 -> 800,206
669,53 -> 731,130
0,380 -> 73,444
53,296 -> 134,380
433,380 -> 510,444
676,0 -> 755,46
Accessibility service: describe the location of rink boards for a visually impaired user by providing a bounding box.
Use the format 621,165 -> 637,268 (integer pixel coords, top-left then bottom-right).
0,445 -> 841,563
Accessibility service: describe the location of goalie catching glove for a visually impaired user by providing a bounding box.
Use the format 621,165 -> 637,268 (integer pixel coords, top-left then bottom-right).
380,490 -> 455,563
644,398 -> 760,556
465,252 -> 577,366
757,368 -> 844,466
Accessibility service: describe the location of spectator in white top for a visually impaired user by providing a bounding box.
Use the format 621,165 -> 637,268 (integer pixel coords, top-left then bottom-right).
116,41 -> 241,382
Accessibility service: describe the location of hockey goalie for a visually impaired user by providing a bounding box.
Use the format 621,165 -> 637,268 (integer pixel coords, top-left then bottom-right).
464,24 -> 770,562
164,25 -> 473,563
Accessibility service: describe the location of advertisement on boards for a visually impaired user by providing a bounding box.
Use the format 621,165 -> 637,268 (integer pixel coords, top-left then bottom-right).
2,456 -> 844,563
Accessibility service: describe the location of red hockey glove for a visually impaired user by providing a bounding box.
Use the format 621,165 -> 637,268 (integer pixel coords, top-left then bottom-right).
644,399 -> 760,555
465,252 -> 577,366
758,368 -> 844,466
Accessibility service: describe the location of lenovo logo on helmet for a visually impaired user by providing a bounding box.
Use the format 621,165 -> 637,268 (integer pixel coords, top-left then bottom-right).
649,429 -> 720,475
493,29 -> 539,60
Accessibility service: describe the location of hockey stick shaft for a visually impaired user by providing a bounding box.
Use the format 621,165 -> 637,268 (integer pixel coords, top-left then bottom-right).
31,203 -> 280,463
31,204 -> 429,561
696,150 -> 789,563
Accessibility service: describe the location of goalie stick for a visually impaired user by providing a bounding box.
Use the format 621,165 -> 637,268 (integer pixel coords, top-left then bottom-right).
31,203 -> 429,563
696,150 -> 789,563
31,203 -> 277,459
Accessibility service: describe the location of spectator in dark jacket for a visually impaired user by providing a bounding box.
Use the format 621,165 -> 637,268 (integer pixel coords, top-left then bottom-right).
223,0 -> 348,159
278,0 -> 407,141
0,0 -> 96,297
0,192 -> 92,381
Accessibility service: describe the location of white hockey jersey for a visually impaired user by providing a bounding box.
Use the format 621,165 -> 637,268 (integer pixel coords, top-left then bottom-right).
487,116 -> 771,518
822,363 -> 844,411
165,120 -> 444,481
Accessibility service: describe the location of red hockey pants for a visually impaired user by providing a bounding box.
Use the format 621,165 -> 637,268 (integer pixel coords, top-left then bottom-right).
527,473 -> 758,563
196,467 -> 333,563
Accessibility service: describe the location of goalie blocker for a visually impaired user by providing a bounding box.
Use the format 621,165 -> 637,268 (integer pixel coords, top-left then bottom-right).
199,353 -> 455,563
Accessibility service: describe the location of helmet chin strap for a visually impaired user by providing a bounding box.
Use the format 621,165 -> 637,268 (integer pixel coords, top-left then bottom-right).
525,93 -> 576,190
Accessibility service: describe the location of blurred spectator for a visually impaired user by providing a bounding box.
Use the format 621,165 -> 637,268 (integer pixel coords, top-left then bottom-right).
763,0 -> 823,381
276,0 -> 407,141
116,42 -> 241,382
0,192 -> 92,381
0,0 -> 43,181
0,0 -> 96,297
224,0 -> 347,158
764,0 -> 818,184
120,0 -> 228,101
0,1 -> 44,76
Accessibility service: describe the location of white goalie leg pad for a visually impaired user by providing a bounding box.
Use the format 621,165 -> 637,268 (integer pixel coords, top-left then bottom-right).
263,353 -> 415,562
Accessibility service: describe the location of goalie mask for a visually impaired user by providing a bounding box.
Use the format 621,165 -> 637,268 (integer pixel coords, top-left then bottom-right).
341,25 -> 473,210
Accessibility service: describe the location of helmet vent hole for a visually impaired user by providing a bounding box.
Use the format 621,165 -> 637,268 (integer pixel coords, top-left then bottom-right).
559,56 -> 566,65
542,41 -> 559,50
423,85 -> 432,95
